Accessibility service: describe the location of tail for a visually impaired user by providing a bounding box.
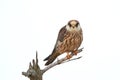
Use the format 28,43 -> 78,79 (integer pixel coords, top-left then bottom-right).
44,49 -> 60,66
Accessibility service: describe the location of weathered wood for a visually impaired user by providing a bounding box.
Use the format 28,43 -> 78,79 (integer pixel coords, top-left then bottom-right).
22,52 -> 42,80
22,48 -> 83,80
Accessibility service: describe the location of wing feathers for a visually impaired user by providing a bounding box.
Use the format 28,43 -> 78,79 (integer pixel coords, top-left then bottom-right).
44,26 -> 67,65
44,49 -> 60,66
57,26 -> 67,42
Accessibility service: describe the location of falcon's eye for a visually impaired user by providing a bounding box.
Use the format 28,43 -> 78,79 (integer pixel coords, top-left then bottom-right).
76,23 -> 79,27
68,23 -> 72,27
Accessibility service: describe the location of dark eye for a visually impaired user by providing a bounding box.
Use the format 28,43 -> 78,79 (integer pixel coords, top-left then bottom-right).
68,23 -> 72,27
76,23 -> 79,27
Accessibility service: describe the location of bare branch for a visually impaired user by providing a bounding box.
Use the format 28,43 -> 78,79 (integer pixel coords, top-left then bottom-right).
63,56 -> 82,63
22,51 -> 43,80
22,48 -> 84,80
41,47 -> 83,74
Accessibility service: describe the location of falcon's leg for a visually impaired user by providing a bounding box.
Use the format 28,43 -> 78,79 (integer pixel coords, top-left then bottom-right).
66,52 -> 72,59
73,50 -> 79,55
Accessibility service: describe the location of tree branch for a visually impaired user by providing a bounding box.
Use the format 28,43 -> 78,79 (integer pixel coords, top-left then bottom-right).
22,48 -> 84,80
41,47 -> 83,74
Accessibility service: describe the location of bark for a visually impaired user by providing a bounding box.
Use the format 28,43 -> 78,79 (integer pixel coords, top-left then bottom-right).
22,52 -> 42,80
22,48 -> 83,80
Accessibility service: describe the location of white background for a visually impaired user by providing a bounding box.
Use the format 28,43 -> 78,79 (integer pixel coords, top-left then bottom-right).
0,0 -> 120,80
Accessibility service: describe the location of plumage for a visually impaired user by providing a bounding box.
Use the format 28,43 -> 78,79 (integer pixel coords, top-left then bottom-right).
44,20 -> 83,65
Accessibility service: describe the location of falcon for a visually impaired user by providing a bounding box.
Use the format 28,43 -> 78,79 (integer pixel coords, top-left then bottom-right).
44,20 -> 83,65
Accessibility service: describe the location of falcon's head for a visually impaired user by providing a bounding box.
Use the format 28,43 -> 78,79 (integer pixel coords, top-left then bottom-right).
66,20 -> 81,31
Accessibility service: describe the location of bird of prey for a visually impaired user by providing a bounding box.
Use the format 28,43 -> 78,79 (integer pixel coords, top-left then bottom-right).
44,20 -> 83,66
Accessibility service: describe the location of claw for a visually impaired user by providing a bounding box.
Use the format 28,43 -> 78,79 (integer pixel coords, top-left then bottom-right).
73,50 -> 79,55
66,52 -> 72,59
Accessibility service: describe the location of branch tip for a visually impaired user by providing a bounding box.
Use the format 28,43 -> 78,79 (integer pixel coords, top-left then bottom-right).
36,51 -> 38,64
29,62 -> 32,69
36,51 -> 38,58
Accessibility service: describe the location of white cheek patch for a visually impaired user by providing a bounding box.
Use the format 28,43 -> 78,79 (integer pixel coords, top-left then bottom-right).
77,25 -> 81,31
66,25 -> 71,31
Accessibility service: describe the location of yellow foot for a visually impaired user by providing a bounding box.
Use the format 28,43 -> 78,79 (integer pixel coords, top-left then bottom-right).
73,50 -> 79,55
66,52 -> 72,59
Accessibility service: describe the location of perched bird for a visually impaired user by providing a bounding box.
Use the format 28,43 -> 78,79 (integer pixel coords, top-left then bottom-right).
44,20 -> 83,66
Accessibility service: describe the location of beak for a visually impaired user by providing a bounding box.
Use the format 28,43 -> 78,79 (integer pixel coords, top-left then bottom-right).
72,26 -> 75,28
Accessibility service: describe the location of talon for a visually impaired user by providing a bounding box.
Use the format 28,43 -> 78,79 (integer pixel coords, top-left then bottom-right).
73,50 -> 79,55
66,52 -> 72,59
